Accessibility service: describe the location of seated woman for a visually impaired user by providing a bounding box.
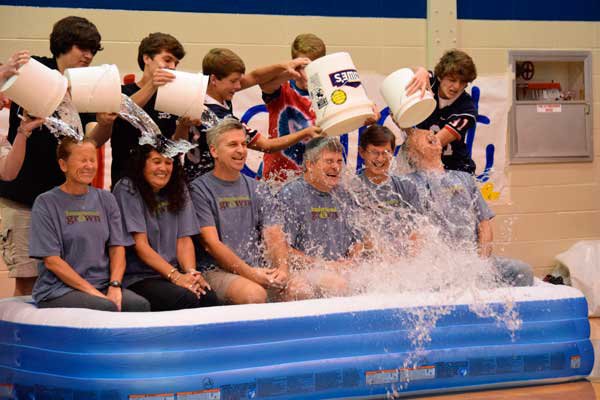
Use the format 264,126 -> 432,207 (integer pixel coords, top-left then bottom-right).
113,144 -> 217,311
30,137 -> 150,311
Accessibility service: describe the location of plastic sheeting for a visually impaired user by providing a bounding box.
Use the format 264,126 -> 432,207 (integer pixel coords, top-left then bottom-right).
555,240 -> 600,316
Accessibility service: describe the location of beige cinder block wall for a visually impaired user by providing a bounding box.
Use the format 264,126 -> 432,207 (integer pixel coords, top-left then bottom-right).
458,20 -> 600,276
0,4 -> 599,296
0,6 -> 427,297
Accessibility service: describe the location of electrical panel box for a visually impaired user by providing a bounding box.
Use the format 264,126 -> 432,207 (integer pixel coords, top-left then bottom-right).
509,51 -> 593,163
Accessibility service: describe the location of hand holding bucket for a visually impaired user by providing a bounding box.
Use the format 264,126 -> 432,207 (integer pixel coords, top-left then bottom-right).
306,52 -> 375,137
380,68 -> 436,128
64,64 -> 122,113
0,57 -> 67,118
155,70 -> 208,120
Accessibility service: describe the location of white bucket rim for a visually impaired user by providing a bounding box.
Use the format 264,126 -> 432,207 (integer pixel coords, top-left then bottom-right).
0,64 -> 68,118
393,92 -> 437,128
155,71 -> 208,119
64,64 -> 121,113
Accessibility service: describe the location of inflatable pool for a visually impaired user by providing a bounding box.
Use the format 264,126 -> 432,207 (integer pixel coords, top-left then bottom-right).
0,280 -> 593,399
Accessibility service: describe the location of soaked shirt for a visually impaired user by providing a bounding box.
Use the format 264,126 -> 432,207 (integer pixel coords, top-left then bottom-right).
113,178 -> 199,287
277,178 -> 360,261
353,172 -> 419,246
190,172 -> 271,270
30,187 -> 130,303
399,170 -> 494,244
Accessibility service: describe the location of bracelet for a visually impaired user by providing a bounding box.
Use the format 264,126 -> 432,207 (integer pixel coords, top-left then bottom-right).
167,267 -> 178,281
172,271 -> 182,284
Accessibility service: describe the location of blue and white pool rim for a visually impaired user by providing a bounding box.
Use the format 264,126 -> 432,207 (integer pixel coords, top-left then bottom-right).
0,280 -> 593,399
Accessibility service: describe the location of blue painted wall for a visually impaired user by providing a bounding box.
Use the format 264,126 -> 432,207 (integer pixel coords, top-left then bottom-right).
458,0 -> 600,21
0,0 -> 427,18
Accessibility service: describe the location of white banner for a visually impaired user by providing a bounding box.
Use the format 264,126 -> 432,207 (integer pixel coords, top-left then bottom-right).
234,72 -> 510,202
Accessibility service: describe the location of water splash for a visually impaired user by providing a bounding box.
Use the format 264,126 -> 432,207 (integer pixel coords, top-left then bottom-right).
43,93 -> 83,141
119,94 -> 197,158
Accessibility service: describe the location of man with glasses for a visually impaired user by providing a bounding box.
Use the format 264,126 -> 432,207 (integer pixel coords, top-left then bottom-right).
354,125 -> 417,256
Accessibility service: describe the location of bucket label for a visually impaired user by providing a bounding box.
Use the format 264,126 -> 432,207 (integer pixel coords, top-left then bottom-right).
329,69 -> 361,88
570,355 -> 581,369
310,87 -> 329,110
331,89 -> 347,105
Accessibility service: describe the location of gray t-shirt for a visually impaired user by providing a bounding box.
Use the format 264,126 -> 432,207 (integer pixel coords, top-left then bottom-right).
190,172 -> 271,270
353,172 -> 418,245
277,178 -> 359,261
399,170 -> 495,245
113,178 -> 199,287
30,186 -> 131,303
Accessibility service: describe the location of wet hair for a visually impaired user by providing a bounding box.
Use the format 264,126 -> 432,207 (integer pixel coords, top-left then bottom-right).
56,137 -> 97,162
291,33 -> 326,60
303,136 -> 345,165
206,117 -> 245,148
400,128 -> 430,170
49,16 -> 103,58
434,49 -> 477,83
202,48 -> 246,80
137,32 -> 185,71
359,125 -> 396,151
125,144 -> 187,214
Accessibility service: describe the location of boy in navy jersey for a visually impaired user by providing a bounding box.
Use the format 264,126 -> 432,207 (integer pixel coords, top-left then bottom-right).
408,49 -> 478,174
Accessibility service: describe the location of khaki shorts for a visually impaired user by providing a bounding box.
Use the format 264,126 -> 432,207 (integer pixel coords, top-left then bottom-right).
0,198 -> 38,278
204,268 -> 281,304
203,269 -> 240,303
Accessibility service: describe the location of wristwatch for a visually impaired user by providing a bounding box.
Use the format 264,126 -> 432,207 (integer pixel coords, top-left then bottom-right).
108,280 -> 122,288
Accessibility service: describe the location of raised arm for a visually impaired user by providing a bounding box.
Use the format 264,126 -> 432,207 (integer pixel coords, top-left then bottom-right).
249,125 -> 322,153
242,58 -> 310,90
0,115 -> 43,181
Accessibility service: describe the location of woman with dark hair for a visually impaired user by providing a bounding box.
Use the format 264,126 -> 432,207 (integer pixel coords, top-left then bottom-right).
30,137 -> 150,311
113,144 -> 217,310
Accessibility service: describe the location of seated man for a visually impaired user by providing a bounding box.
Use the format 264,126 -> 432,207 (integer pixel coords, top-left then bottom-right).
268,137 -> 364,299
400,129 -> 533,287
354,125 -> 417,255
189,118 -> 290,304
184,48 -> 322,181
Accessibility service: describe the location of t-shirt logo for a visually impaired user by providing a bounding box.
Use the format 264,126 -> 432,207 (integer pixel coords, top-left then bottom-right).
156,200 -> 169,215
65,211 -> 101,224
311,207 -> 338,220
219,196 -> 251,209
329,69 -> 361,88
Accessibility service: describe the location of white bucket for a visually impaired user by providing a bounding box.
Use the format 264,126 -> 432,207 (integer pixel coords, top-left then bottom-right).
64,64 -> 121,113
0,57 -> 68,118
155,70 -> 208,120
306,52 -> 374,137
380,68 -> 436,128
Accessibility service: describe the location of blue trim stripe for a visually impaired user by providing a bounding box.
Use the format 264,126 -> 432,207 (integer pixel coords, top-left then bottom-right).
458,0 -> 600,21
0,0 -> 427,18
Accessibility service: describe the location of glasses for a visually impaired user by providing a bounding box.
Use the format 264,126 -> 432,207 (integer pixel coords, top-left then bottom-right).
364,149 -> 393,158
